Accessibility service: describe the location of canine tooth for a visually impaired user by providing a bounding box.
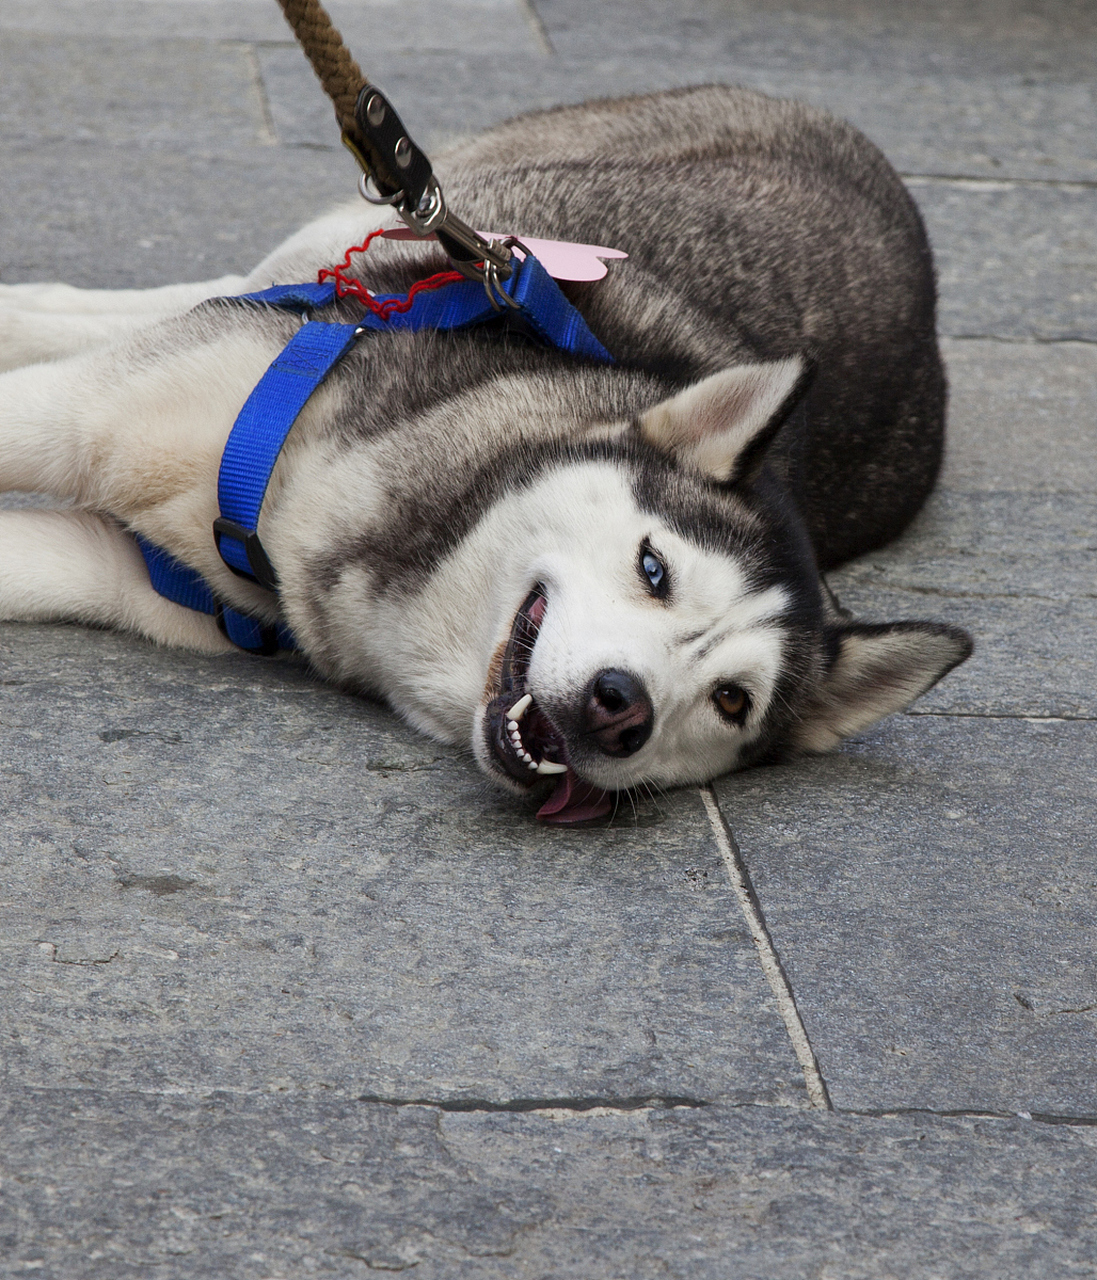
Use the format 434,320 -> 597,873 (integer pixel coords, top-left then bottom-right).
535,760 -> 568,775
507,693 -> 533,721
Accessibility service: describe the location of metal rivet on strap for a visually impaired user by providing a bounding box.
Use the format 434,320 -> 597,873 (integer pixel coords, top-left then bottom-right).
394,137 -> 412,168
365,93 -> 386,126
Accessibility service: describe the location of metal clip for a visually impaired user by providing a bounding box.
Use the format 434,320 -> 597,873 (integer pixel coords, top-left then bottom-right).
351,84 -> 513,286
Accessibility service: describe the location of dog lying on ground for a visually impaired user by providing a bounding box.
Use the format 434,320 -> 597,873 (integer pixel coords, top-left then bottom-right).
0,85 -> 971,822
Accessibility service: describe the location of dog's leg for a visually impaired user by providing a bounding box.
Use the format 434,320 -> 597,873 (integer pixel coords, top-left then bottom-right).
0,276 -> 252,371
0,310 -> 158,372
0,276 -> 248,316
0,508 -> 232,651
0,355 -> 93,495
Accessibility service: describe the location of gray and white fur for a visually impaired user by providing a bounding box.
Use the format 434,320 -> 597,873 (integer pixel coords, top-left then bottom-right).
0,85 -> 972,821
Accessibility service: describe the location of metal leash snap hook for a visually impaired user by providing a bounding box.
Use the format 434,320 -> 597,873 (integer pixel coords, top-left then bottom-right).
351,84 -> 514,286
398,177 -> 447,235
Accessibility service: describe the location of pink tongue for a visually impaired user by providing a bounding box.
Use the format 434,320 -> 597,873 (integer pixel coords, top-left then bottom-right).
536,767 -> 614,825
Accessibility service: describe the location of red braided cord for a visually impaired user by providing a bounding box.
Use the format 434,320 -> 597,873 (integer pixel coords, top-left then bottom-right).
318,230 -> 465,320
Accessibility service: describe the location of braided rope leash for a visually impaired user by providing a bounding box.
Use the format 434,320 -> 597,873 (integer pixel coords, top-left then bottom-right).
274,0 -> 517,292
274,0 -> 405,194
275,0 -> 364,132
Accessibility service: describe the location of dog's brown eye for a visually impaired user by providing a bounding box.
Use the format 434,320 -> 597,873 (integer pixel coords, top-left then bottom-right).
714,684 -> 749,723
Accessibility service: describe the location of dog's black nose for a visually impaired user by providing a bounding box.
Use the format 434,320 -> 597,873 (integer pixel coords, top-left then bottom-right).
584,669 -> 654,757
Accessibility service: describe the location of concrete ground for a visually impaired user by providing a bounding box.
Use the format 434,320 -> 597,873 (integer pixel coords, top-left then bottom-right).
1,0 -> 1095,1275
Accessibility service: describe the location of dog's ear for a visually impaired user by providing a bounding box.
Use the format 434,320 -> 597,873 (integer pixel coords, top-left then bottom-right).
638,356 -> 811,484
792,621 -> 973,752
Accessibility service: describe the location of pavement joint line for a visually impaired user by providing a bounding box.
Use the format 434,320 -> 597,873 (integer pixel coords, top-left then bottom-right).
517,0 -> 555,56
903,173 -> 1097,192
908,710 -> 1097,722
942,332 -> 1097,346
840,585 -> 1097,603
842,1106 -> 1097,1128
355,1093 -> 707,1112
241,42 -> 279,147
700,785 -> 832,1112
944,334 -> 1097,347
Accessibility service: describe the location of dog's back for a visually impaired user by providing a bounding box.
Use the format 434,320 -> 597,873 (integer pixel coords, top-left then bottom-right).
438,85 -> 944,568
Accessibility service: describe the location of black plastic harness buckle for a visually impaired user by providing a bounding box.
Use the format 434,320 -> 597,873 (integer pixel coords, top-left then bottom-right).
213,517 -> 279,592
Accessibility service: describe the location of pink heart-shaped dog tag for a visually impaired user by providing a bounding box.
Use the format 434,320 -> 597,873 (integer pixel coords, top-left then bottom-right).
379,228 -> 627,281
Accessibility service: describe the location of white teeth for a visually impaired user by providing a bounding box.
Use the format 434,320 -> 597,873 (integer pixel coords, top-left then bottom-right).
507,693 -> 533,721
502,693 -> 565,776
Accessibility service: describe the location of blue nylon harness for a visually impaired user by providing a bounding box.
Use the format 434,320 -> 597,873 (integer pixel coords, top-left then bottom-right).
137,252 -> 613,654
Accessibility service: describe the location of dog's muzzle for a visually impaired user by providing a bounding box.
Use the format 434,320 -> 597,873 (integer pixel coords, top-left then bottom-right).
484,586 -> 615,824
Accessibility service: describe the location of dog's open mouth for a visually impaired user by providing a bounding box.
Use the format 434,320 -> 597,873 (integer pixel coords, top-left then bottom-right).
485,586 -> 614,825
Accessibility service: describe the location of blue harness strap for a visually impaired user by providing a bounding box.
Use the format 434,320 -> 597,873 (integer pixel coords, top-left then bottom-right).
137,534 -> 295,653
215,318 -> 361,587
138,252 -> 613,653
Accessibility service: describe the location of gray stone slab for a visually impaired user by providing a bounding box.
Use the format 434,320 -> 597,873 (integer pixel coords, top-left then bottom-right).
5,1 -> 1096,181
526,0 -> 1097,184
4,27 -> 1094,354
828,488 -> 1097,718
942,338 -> 1097,493
4,1089 -> 1097,1278
714,714 -> 1097,1116
735,68 -> 1097,184
0,0 -> 293,40
0,0 -> 541,50
256,45 -> 1097,182
835,490 -> 1097,604
0,621 -> 806,1108
0,32 -> 269,148
829,583 -> 1097,720
257,49 -> 583,153
534,0 -> 1097,82
911,178 -> 1097,341
0,143 -> 353,287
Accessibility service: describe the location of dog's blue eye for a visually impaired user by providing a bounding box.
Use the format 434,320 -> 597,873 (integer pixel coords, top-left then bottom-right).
642,553 -> 662,585
640,546 -> 668,597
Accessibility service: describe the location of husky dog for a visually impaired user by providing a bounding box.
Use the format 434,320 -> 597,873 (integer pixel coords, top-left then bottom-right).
0,85 -> 970,822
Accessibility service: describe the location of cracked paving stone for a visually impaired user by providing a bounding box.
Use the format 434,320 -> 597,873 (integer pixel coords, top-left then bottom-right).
3,1088 -> 1097,1278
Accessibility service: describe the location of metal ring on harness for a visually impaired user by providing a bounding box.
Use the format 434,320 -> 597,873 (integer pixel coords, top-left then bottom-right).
483,237 -> 536,312
358,172 -> 404,206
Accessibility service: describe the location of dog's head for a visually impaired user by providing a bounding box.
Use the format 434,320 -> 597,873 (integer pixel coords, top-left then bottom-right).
469,356 -> 972,822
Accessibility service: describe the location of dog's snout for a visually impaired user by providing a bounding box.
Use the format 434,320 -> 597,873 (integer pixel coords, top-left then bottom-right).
584,669 -> 653,757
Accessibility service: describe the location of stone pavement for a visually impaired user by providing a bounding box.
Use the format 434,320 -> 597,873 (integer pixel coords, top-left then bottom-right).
1,0 -> 1095,1275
